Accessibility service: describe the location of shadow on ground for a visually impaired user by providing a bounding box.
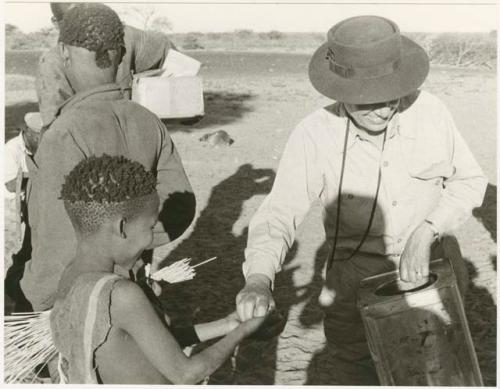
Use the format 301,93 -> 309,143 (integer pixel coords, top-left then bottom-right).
462,257 -> 497,386
5,101 -> 40,141
4,91 -> 255,140
158,162 -> 275,323
163,91 -> 255,133
473,183 -> 497,244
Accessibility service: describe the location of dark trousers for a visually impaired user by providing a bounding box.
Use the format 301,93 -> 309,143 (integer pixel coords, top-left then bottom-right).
5,222 -> 33,314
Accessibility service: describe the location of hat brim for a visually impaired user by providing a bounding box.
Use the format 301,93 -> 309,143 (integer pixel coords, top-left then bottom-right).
308,36 -> 429,104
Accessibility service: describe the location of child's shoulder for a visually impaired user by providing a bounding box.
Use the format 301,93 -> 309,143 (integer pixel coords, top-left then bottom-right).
111,278 -> 147,304
108,278 -> 158,330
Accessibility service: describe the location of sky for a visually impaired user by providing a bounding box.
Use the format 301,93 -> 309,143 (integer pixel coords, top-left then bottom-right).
4,0 -> 499,34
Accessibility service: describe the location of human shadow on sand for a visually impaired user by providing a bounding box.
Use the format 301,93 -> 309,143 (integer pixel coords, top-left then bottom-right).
473,183 -> 497,244
156,163 -> 276,363
163,91 -> 255,133
461,256 -> 497,386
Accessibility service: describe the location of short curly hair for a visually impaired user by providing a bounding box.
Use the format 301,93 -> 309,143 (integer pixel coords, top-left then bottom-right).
58,3 -> 124,69
50,2 -> 74,22
61,154 -> 158,234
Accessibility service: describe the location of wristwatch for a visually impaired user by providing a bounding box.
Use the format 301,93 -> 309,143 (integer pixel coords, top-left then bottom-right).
424,219 -> 440,241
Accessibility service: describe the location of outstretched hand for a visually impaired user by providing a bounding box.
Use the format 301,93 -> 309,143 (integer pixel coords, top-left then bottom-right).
236,274 -> 275,321
399,222 -> 436,284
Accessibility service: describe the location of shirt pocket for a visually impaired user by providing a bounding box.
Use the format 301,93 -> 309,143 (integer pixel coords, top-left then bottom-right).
406,140 -> 454,181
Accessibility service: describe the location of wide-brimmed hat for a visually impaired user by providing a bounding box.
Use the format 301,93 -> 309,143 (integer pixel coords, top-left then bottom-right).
309,15 -> 429,104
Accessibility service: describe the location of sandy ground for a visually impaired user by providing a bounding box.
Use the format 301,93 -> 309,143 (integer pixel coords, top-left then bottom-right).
4,51 -> 497,385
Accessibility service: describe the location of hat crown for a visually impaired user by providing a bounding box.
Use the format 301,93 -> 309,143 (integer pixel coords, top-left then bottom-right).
308,15 -> 430,104
334,16 -> 398,45
327,16 -> 402,68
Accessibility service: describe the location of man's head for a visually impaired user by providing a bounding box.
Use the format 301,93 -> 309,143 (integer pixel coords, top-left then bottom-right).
61,154 -> 159,268
58,3 -> 125,92
344,99 -> 400,133
308,15 -> 429,116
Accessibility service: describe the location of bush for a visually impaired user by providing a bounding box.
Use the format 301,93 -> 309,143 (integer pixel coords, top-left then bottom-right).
235,29 -> 254,39
430,33 -> 496,68
259,30 -> 284,40
182,33 -> 204,50
206,32 -> 223,40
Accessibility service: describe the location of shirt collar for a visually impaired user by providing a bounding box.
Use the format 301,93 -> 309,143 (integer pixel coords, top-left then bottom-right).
58,83 -> 126,115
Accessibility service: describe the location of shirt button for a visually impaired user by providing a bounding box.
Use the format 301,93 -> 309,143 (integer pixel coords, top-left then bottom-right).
397,238 -> 403,243
392,201 -> 398,206
347,194 -> 354,199
383,161 -> 389,167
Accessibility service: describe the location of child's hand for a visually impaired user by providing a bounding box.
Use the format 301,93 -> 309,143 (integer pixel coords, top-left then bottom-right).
238,315 -> 268,337
224,311 -> 242,333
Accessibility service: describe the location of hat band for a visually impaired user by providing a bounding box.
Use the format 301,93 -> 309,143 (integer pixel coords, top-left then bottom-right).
327,52 -> 401,80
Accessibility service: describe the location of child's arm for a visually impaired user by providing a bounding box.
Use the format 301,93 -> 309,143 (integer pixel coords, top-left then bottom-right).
192,311 -> 240,342
111,279 -> 264,384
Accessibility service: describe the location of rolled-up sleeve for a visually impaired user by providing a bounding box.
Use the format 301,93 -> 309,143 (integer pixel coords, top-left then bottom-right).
425,106 -> 487,235
243,124 -> 323,285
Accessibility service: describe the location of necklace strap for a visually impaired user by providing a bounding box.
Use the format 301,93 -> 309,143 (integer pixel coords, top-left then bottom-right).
326,121 -> 387,271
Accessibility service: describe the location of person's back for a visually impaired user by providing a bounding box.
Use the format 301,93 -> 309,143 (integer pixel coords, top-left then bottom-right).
24,86 -> 197,310
23,4 -> 195,311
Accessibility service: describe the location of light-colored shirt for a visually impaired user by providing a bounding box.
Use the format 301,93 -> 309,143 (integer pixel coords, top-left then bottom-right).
4,133 -> 29,200
36,25 -> 176,127
243,91 -> 487,284
22,84 -> 194,310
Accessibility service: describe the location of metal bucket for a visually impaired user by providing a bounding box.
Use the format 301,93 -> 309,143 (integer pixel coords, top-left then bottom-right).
358,258 -> 483,386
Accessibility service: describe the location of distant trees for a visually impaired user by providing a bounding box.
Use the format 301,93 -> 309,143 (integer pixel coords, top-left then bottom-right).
150,16 -> 173,33
6,24 -> 35,49
416,32 -> 497,68
4,22 -> 497,70
117,5 -> 173,32
6,23 -> 19,34
5,24 -> 57,50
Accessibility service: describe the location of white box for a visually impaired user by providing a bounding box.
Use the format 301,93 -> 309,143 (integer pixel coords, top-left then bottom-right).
131,75 -> 204,119
162,49 -> 202,77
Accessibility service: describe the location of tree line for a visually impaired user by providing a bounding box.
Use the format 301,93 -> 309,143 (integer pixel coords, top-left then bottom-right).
5,24 -> 496,69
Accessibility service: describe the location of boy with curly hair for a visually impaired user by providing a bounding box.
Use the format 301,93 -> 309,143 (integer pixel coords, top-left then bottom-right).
23,3 -> 195,311
51,155 -> 266,384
